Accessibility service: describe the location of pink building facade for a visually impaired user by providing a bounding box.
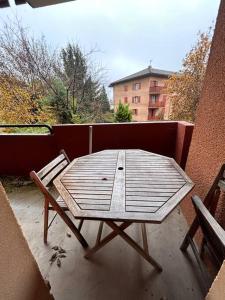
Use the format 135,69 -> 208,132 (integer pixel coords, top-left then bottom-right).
110,67 -> 174,121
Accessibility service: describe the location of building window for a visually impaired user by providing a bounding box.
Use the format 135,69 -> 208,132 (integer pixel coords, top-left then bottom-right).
151,94 -> 159,103
132,96 -> 141,103
132,109 -> 138,115
150,80 -> 158,87
124,85 -> 128,91
124,97 -> 128,103
132,83 -> 141,90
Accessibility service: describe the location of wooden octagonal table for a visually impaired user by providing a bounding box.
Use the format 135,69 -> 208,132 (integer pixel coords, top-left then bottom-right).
54,149 -> 194,271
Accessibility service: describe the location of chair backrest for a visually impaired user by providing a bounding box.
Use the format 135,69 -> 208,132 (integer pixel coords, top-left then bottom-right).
192,195 -> 225,267
30,149 -> 70,196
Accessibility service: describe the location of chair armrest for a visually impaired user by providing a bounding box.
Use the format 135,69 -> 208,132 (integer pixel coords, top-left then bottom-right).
192,195 -> 225,246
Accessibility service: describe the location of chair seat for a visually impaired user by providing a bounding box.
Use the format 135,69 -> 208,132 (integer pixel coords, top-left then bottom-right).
49,196 -> 69,210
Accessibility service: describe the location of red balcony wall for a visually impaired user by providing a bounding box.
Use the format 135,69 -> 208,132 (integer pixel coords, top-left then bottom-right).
0,134 -> 57,176
91,122 -> 176,155
175,121 -> 194,169
0,122 -> 193,176
53,125 -> 89,160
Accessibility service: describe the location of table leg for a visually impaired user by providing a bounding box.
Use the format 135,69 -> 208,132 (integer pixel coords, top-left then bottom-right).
106,221 -> 162,272
141,223 -> 149,254
84,221 -> 132,259
78,219 -> 84,232
96,221 -> 104,245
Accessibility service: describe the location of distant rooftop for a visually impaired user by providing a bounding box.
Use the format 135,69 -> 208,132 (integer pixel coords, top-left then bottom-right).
109,66 -> 175,87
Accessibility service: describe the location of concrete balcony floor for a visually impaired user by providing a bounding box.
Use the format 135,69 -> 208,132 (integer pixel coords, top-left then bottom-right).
6,183 -> 211,300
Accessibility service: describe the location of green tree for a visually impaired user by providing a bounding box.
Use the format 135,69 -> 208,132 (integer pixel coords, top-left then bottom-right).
61,43 -> 87,113
99,86 -> 110,113
61,43 -> 107,122
47,79 -> 72,123
81,76 -> 101,114
167,28 -> 212,122
85,83 -> 111,122
114,101 -> 132,122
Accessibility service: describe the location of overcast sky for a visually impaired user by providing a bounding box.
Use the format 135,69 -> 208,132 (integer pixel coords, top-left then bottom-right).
0,0 -> 221,97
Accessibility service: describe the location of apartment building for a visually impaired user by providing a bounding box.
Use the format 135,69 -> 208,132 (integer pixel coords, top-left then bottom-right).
109,66 -> 174,121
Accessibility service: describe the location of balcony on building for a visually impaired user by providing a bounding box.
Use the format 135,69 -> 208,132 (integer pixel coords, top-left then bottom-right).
149,83 -> 166,94
148,98 -> 166,108
147,113 -> 160,120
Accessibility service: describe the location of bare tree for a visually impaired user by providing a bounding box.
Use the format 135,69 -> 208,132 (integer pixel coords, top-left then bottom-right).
0,17 -> 73,122
0,17 -> 59,98
0,17 -> 109,124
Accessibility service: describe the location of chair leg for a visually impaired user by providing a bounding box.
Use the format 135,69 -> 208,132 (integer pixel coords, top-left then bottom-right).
44,200 -> 49,244
188,236 -> 209,292
180,218 -> 199,251
200,237 -> 206,258
62,215 -> 88,248
45,195 -> 88,248
55,208 -> 88,248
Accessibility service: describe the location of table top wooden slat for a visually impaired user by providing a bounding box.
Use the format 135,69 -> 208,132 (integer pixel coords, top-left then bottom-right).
54,149 -> 194,223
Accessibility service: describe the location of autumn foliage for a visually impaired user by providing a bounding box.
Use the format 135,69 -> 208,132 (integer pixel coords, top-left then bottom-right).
167,28 -> 212,122
0,18 -> 110,125
0,77 -> 39,124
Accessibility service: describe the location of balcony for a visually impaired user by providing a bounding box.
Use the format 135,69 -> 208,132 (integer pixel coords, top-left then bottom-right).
148,115 -> 160,120
1,0 -> 224,296
0,121 -> 214,300
148,100 -> 166,108
149,86 -> 165,94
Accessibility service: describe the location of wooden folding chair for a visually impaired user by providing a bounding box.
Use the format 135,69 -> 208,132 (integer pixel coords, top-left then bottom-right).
181,164 -> 225,270
30,150 -> 88,248
191,196 -> 225,268
181,164 -> 225,251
